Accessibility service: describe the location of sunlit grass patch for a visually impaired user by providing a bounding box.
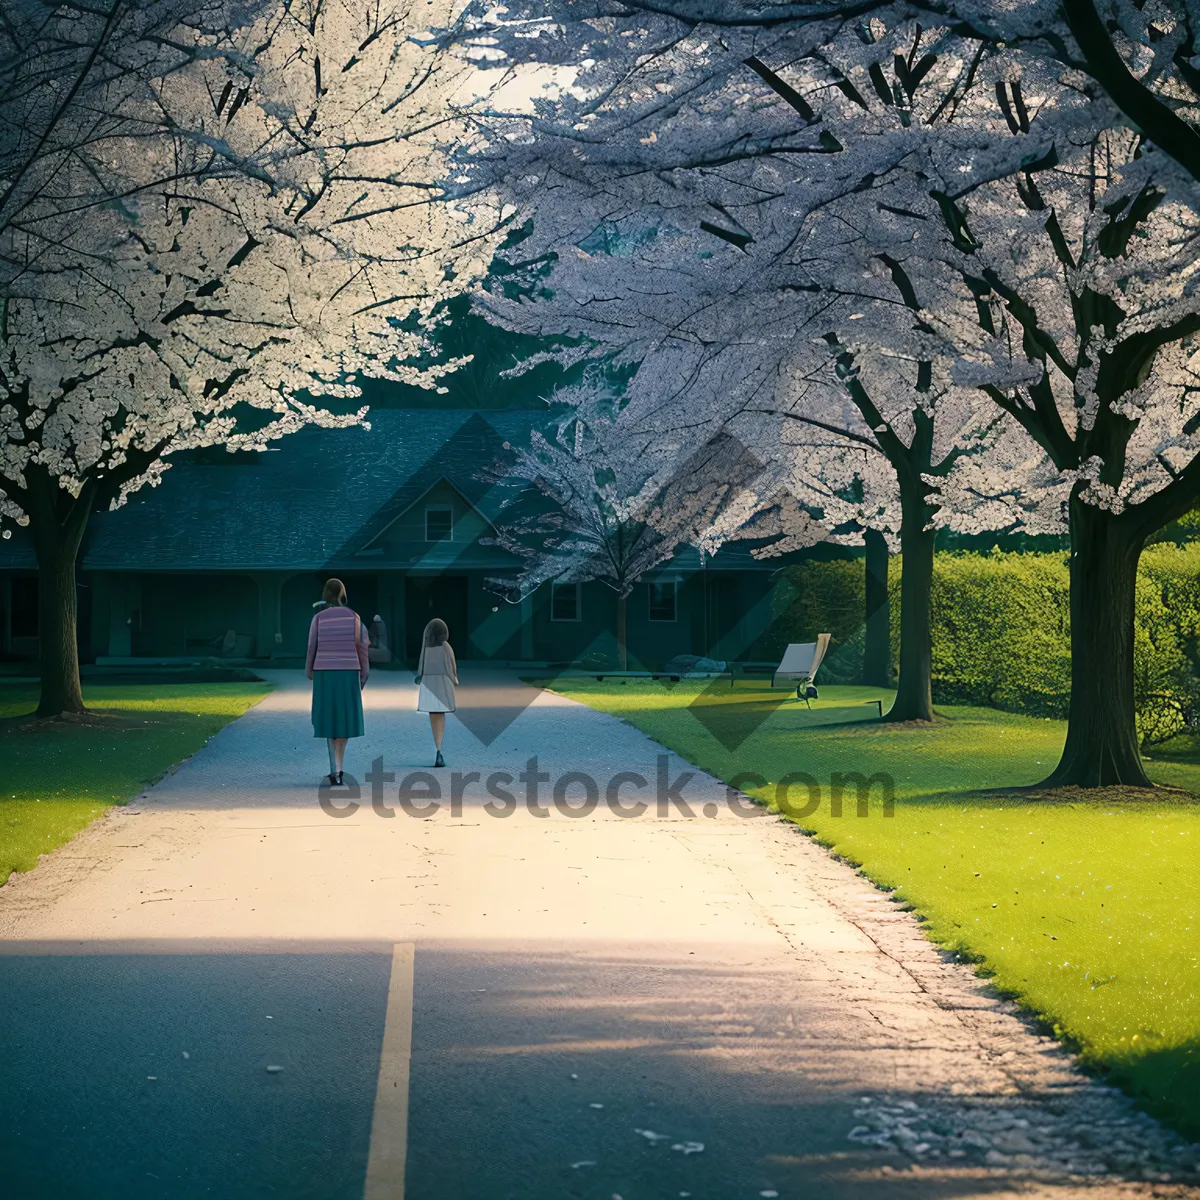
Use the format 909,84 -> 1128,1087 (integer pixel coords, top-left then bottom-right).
0,681 -> 269,881
548,679 -> 1200,1139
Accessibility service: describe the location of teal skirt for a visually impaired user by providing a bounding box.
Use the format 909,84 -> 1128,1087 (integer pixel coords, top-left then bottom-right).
312,670 -> 364,739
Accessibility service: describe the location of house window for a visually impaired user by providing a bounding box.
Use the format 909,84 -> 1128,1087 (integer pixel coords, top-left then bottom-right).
425,506 -> 453,541
648,580 -> 677,622
551,581 -> 581,622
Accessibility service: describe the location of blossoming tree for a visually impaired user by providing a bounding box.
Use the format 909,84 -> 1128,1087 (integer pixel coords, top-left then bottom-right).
450,0 -> 1200,197
0,0 -> 505,715
448,10 -> 1058,721
487,381 -> 825,669
445,1 -> 1200,784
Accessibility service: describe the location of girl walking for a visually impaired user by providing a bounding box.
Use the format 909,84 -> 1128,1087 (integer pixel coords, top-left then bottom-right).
415,618 -> 458,767
306,578 -> 370,785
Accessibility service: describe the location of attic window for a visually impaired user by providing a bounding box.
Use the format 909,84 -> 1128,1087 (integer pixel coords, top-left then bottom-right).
425,506 -> 453,541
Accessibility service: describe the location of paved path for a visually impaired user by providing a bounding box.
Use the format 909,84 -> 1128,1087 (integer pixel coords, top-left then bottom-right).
1,670 -> 1197,1199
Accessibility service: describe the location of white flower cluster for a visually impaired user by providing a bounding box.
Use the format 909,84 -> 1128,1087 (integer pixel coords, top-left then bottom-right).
445,0 -> 1200,556
0,0 -> 507,534
487,377 -> 825,596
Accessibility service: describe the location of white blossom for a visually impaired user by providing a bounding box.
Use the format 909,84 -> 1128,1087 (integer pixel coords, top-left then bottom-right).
0,0 -> 509,531
488,377 -> 826,600
446,2 -> 1200,549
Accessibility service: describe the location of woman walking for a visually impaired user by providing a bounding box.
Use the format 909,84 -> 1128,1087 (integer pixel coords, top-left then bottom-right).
415,618 -> 458,767
306,578 -> 370,785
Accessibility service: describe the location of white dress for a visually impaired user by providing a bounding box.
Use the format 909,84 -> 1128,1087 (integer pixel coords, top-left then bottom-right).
416,643 -> 458,712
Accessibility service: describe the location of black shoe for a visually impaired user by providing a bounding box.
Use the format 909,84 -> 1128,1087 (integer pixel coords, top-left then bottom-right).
327,773 -> 338,787
336,770 -> 344,786
434,751 -> 445,768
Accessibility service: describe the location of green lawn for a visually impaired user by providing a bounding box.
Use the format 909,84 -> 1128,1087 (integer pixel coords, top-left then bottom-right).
545,678 -> 1200,1139
0,681 -> 269,882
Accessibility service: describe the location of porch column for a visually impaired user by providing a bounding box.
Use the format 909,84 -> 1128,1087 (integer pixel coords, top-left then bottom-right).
108,576 -> 132,657
253,573 -> 284,659
373,573 -> 397,664
520,590 -> 533,660
2,574 -> 10,656
393,576 -> 406,666
89,573 -> 111,658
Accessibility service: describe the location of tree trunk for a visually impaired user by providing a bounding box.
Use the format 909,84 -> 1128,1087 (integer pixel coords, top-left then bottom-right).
34,536 -> 86,716
1041,498 -> 1150,787
886,492 -> 936,723
863,528 -> 890,688
26,469 -> 93,717
616,592 -> 628,671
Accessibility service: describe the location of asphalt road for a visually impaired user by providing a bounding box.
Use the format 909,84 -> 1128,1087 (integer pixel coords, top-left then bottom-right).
1,670 -> 1194,1199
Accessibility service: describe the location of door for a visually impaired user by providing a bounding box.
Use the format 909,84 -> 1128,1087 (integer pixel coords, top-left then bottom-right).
405,575 -> 469,662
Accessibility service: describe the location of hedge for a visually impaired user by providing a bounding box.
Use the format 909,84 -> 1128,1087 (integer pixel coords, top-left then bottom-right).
769,559 -> 867,684
777,544 -> 1200,743
930,550 -> 1071,717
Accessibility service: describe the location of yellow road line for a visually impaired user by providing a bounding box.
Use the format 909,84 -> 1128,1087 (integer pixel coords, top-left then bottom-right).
364,943 -> 415,1200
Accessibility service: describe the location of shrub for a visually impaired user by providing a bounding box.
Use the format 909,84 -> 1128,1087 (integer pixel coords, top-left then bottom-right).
930,550 -> 1071,717
774,560 -> 866,684
1134,544 -> 1200,744
776,545 -> 1200,743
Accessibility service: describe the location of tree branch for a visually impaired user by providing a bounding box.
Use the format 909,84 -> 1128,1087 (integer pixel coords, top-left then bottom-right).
1063,0 -> 1200,183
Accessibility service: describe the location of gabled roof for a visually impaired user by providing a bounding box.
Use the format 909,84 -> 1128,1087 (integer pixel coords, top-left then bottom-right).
357,474 -> 498,545
0,407 -> 813,575
0,409 -> 543,573
329,413 -> 525,562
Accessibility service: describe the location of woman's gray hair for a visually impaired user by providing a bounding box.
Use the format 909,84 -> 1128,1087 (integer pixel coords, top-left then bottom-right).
423,618 -> 448,647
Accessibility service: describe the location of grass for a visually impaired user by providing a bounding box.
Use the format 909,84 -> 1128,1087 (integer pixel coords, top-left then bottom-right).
543,677 -> 1200,1140
0,680 -> 270,882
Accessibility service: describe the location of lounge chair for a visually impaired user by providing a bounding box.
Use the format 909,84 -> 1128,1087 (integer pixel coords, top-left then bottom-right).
773,635 -> 832,705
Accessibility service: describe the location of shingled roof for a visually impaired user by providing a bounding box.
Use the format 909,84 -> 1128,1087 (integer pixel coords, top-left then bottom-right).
0,407 -> 806,575
0,410 -> 542,573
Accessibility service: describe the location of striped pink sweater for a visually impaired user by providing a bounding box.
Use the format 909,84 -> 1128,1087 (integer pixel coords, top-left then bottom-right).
306,606 -> 370,682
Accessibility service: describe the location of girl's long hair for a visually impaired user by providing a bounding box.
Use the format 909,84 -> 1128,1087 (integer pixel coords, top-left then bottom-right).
423,618 -> 449,647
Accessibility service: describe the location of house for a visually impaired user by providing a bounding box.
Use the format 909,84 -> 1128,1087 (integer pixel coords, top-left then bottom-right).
0,410 -> 801,670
